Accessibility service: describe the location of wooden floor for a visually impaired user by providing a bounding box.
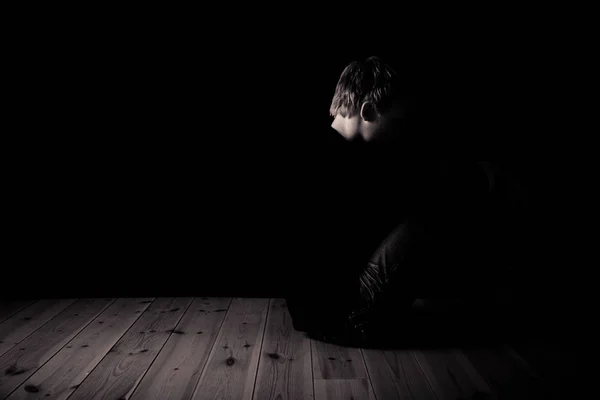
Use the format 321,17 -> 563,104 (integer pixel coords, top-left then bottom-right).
0,298 -> 552,400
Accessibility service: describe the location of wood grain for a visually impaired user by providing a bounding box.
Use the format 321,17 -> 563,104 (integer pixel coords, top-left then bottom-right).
7,297 -> 153,400
0,297 -> 550,400
311,338 -> 367,380
361,348 -> 437,400
508,342 -> 580,400
0,298 -> 113,399
67,297 -> 192,400
130,297 -> 232,400
253,298 -> 313,400
313,378 -> 375,400
413,348 -> 494,400
0,302 -> 35,325
463,345 -> 549,400
191,297 -> 269,400
0,299 -> 76,357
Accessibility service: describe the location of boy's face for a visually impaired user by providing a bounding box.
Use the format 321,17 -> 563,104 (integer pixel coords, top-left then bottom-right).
331,103 -> 404,145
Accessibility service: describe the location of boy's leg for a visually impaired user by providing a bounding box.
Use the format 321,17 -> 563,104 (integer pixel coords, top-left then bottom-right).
287,217 -> 428,337
305,219 -> 430,347
348,219 -> 429,333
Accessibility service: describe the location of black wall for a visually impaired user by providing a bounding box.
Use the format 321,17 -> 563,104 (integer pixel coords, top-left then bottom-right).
6,26 -> 575,304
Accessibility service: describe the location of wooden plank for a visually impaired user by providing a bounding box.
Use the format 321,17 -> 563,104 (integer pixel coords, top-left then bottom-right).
0,301 -> 36,325
129,297 -> 232,400
190,297 -> 269,400
0,299 -> 77,357
311,337 -> 367,380
503,345 -> 545,382
7,297 -> 154,400
506,342 -> 579,400
413,348 -> 494,400
361,348 -> 437,400
0,298 -> 114,399
462,345 -> 549,400
66,297 -> 192,400
253,298 -> 313,400
314,378 -> 375,400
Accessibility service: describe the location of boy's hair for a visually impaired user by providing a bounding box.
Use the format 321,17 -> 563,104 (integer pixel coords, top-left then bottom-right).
329,56 -> 402,118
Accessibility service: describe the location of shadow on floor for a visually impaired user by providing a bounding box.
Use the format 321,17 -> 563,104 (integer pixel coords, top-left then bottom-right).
302,298 -> 559,351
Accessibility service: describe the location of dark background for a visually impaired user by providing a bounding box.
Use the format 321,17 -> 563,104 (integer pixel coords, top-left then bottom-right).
5,18 -> 577,314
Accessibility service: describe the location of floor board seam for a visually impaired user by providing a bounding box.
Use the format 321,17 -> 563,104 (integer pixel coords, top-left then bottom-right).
128,297 -> 195,399
3,298 -> 116,400
359,348 -> 378,400
250,298 -> 271,400
310,326 -> 315,399
412,351 -> 440,400
189,297 -> 233,400
8,299 -> 78,352
65,297 -> 156,400
0,300 -> 37,325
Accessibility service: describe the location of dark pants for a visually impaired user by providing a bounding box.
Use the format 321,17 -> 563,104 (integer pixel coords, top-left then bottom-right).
286,204 -> 505,334
286,161 -> 521,335
286,215 -> 433,332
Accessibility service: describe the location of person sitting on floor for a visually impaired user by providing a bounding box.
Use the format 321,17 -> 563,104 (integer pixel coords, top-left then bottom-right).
285,56 -> 517,347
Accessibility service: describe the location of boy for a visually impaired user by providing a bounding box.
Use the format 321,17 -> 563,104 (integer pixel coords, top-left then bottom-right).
286,56 -> 509,347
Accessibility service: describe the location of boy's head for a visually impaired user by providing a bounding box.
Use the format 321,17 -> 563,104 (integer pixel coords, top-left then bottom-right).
330,56 -> 406,144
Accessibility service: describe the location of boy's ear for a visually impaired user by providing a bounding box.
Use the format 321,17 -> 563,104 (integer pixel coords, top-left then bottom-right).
360,102 -> 377,122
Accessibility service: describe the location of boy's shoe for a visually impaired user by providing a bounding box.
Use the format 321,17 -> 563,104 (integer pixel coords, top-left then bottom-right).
306,315 -> 373,348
